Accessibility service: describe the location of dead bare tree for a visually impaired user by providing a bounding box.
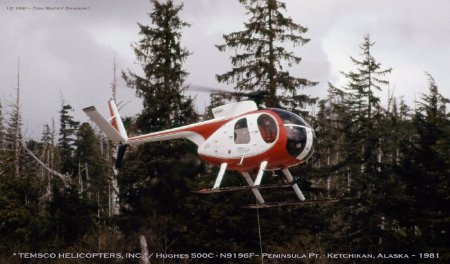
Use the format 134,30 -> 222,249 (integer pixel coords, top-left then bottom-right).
21,141 -> 70,187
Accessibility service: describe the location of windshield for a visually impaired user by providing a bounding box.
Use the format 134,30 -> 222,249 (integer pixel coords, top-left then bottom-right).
285,126 -> 307,157
270,108 -> 314,160
269,109 -> 311,128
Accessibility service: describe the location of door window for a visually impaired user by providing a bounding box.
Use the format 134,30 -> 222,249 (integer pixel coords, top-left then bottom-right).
234,118 -> 250,144
257,114 -> 277,143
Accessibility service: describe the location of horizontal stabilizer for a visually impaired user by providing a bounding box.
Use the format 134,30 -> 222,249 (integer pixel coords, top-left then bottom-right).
83,106 -> 126,143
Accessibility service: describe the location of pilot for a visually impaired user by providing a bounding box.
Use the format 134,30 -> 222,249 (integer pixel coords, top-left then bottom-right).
258,115 -> 276,143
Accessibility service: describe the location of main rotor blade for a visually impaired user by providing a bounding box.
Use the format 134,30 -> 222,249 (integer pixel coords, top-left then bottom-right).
188,84 -> 231,93
188,84 -> 271,102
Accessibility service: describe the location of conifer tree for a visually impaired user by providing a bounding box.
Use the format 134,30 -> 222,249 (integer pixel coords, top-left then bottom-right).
4,59 -> 23,178
0,101 -> 4,148
40,124 -> 55,196
0,101 -> 5,171
41,124 -> 52,147
333,35 -> 392,171
75,123 -> 109,202
0,83 -> 49,255
400,74 -> 450,256
313,89 -> 348,198
120,0 -> 199,253
41,123 -> 57,173
47,184 -> 94,247
327,35 -> 402,253
4,87 -> 23,178
216,0 -> 317,110
123,0 -> 196,132
58,104 -> 79,175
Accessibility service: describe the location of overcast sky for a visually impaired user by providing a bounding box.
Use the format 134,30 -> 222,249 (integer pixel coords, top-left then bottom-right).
1,0 -> 449,139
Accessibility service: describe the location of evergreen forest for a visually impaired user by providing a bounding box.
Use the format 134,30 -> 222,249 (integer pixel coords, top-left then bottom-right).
0,0 -> 449,263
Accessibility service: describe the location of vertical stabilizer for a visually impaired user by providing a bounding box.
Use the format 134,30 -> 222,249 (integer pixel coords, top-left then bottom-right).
83,106 -> 126,143
108,99 -> 128,140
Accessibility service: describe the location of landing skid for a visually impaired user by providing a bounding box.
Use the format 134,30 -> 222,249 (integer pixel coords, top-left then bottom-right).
193,182 -> 294,194
203,163 -> 310,206
243,199 -> 339,209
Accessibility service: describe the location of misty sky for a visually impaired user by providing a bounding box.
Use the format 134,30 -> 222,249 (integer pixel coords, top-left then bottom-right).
0,0 -> 449,139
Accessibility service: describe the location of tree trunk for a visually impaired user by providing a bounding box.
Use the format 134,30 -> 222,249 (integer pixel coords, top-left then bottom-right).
21,141 -> 69,186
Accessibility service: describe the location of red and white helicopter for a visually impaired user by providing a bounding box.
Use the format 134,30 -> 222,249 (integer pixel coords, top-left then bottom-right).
83,100 -> 317,208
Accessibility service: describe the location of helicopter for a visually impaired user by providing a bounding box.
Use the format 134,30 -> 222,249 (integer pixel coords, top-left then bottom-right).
83,99 -> 318,208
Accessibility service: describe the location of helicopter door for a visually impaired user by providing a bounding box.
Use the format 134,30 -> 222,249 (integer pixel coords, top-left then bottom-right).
240,113 -> 278,157
231,117 -> 253,160
256,114 -> 278,144
234,118 -> 250,144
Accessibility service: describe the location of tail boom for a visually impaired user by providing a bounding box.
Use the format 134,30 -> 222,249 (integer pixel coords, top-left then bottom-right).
127,130 -> 204,146
84,99 -> 230,147
127,118 -> 229,147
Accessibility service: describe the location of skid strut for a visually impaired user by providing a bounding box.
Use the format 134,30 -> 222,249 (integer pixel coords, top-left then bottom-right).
213,163 -> 228,189
254,161 -> 267,186
282,168 -> 305,201
241,161 -> 268,204
241,172 -> 265,204
199,162 -> 307,206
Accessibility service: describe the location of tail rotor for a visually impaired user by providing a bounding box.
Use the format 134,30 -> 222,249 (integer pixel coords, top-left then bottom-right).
115,144 -> 128,170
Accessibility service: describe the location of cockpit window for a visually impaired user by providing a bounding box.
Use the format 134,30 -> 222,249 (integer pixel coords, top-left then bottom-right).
257,114 -> 277,143
270,109 -> 310,128
285,126 -> 307,156
234,118 -> 250,144
270,108 -> 312,158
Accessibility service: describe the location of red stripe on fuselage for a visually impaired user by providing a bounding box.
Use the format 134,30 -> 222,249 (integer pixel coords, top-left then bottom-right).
127,117 -> 231,142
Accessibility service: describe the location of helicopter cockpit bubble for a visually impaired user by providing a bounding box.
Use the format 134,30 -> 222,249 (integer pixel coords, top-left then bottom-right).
270,109 -> 315,161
